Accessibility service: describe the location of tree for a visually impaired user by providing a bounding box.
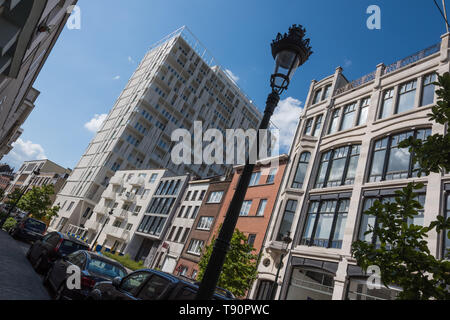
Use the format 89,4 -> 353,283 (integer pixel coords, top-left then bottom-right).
197,228 -> 259,298
351,72 -> 450,300
16,185 -> 60,222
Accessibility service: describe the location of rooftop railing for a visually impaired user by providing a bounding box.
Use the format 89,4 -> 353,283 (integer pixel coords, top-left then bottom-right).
333,42 -> 441,96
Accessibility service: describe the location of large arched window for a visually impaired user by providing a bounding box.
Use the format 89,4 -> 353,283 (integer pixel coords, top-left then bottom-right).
291,152 -> 311,189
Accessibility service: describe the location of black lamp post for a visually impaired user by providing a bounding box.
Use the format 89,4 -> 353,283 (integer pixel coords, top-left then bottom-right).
90,209 -> 114,251
195,25 -> 312,300
0,168 -> 41,228
270,232 -> 292,300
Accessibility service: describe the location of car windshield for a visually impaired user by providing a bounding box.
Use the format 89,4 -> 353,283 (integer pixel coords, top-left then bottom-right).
87,258 -> 127,279
59,240 -> 89,255
24,219 -> 46,233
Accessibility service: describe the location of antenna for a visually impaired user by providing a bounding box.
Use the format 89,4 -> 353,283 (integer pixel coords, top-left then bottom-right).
433,0 -> 450,33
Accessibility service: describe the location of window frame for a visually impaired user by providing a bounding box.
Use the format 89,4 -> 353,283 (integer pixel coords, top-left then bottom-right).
395,79 -> 417,114
291,152 -> 311,189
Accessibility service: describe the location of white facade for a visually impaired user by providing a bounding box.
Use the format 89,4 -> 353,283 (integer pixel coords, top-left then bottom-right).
51,26 -> 262,235
251,33 -> 450,300
157,179 -> 210,273
60,169 -> 168,254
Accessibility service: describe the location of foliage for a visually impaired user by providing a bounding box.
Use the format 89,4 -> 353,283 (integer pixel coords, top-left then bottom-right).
16,185 -> 59,221
2,217 -> 17,232
197,228 -> 258,298
102,252 -> 145,271
352,183 -> 450,300
352,72 -> 450,300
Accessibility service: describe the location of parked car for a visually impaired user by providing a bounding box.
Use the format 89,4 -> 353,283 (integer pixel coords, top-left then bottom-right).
44,250 -> 127,300
89,269 -> 235,300
9,217 -> 47,242
27,232 -> 89,273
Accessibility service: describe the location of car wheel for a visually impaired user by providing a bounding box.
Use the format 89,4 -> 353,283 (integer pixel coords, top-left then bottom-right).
55,282 -> 66,300
33,255 -> 45,273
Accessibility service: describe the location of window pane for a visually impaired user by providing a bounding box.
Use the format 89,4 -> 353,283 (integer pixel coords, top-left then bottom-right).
313,201 -> 337,248
380,89 -> 394,119
313,89 -> 322,104
301,202 -> 319,246
386,132 -> 413,181
277,200 -> 298,241
304,119 -> 313,135
328,109 -> 340,134
345,146 -> 360,185
256,200 -> 268,216
312,115 -> 323,137
357,98 -> 371,125
327,147 -> 349,187
340,103 -> 356,131
359,198 -> 377,242
292,152 -> 310,189
397,80 -> 417,114
331,200 -> 349,249
369,138 -> 388,182
315,152 -> 330,188
421,74 -> 436,106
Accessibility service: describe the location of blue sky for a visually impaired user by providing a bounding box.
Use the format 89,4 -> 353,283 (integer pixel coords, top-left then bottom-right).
3,0 -> 447,170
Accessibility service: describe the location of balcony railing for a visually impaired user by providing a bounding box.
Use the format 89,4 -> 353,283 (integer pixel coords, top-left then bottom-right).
114,209 -> 128,219
333,42 -> 441,96
106,226 -> 131,241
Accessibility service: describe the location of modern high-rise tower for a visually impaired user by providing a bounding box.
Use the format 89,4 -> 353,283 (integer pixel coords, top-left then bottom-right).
51,26 -> 263,233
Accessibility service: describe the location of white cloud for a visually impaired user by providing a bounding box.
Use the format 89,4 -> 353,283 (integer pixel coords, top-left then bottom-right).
84,114 -> 107,133
224,69 -> 239,83
112,75 -> 120,80
3,138 -> 47,169
344,58 -> 352,68
271,97 -> 303,152
128,56 -> 135,64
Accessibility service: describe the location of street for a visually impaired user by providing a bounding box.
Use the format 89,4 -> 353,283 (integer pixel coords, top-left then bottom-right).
0,230 -> 50,300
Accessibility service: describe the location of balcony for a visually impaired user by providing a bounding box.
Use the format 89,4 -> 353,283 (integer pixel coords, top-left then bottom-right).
85,219 -> 100,231
120,191 -> 136,202
113,209 -> 128,220
93,205 -> 110,216
103,190 -> 116,200
106,226 -> 131,241
110,175 -> 124,186
129,176 -> 145,187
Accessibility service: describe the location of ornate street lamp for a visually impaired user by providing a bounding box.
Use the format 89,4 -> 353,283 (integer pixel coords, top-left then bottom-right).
0,168 -> 41,228
90,209 -> 114,251
271,232 -> 293,299
196,25 -> 312,300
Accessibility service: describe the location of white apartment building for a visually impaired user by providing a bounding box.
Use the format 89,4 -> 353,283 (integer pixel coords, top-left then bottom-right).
156,178 -> 211,274
0,0 -> 78,160
51,26 -> 262,235
58,169 -> 167,253
251,33 -> 450,301
125,174 -> 190,267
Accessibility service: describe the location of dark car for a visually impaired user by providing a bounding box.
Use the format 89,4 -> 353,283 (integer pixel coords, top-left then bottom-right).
89,269 -> 235,300
44,250 -> 127,300
9,217 -> 47,242
27,232 -> 89,273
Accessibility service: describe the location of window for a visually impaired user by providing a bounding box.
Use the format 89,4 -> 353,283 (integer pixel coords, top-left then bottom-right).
239,200 -> 252,216
304,119 -> 313,135
312,115 -> 323,137
379,89 -> 394,119
249,172 -> 261,186
199,190 -> 206,200
346,278 -> 400,300
168,226 -> 176,240
133,206 -> 142,216
255,280 -> 275,300
207,191 -> 224,203
126,223 -> 133,231
359,194 -> 425,247
149,173 -> 158,183
248,234 -> 256,247
357,97 -> 370,126
67,202 -> 75,211
256,199 -> 268,217
177,206 -> 185,218
120,272 -> 151,295
137,275 -> 170,300
276,200 -> 298,241
187,239 -> 204,255
396,80 -> 417,114
368,129 -> 431,182
445,193 -> 450,258
312,88 -> 322,105
184,206 -> 192,219
315,145 -> 360,188
191,206 -> 200,219
340,102 -> 357,131
322,85 -> 332,100
180,228 -> 190,243
185,191 -> 191,201
328,109 -> 340,134
421,73 -> 437,106
197,217 -> 214,230
301,199 -> 349,249
191,191 -> 198,201
173,227 -> 183,242
266,168 -> 277,184
292,152 -> 311,189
